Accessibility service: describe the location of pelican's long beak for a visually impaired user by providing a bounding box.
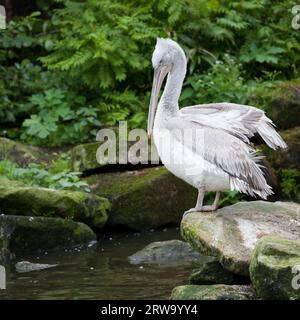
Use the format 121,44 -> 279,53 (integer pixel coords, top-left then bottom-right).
147,65 -> 169,137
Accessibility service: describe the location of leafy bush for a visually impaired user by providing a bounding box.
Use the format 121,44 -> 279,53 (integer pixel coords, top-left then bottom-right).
1,0 -> 300,146
0,159 -> 90,192
278,169 -> 300,202
20,88 -> 101,146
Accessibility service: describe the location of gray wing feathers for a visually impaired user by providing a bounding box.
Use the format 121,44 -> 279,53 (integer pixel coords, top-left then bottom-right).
180,102 -> 287,150
171,102 -> 286,198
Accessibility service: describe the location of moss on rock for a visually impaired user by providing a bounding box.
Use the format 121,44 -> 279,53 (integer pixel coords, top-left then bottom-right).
181,201 -> 300,276
71,142 -> 102,172
261,127 -> 300,172
170,284 -> 256,300
0,214 -> 96,253
0,180 -> 110,228
189,258 -> 236,285
0,137 -> 53,166
70,138 -> 159,172
250,236 -> 300,300
86,167 -> 197,230
261,82 -> 300,130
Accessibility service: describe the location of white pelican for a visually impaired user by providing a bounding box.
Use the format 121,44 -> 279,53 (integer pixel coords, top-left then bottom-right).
148,38 -> 287,215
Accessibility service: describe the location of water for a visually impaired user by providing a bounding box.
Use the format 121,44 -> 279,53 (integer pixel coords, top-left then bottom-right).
0,228 -> 197,300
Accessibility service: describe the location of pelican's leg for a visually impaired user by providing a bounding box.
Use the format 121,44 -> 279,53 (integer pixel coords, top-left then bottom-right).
201,191 -> 221,212
183,188 -> 205,217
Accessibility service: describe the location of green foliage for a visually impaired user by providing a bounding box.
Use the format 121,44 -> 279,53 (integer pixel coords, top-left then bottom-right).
181,55 -> 258,106
0,159 -> 90,192
1,0 -> 300,147
20,88 -> 101,146
205,190 -> 243,208
278,169 -> 300,202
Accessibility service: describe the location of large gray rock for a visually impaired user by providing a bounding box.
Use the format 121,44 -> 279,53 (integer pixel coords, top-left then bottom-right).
87,167 -> 197,230
181,201 -> 300,276
170,284 -> 256,300
129,240 -> 202,265
250,236 -> 300,300
0,214 -> 96,253
0,179 -> 110,228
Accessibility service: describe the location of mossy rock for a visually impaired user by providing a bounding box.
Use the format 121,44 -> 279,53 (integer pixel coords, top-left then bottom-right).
262,83 -> 300,130
170,284 -> 256,300
129,240 -> 202,265
71,142 -> 103,172
181,201 -> 300,276
261,127 -> 300,171
70,139 -> 159,172
0,180 -> 110,228
0,137 -> 54,166
86,166 -> 197,230
250,236 -> 300,300
0,214 -> 96,253
189,258 -> 236,285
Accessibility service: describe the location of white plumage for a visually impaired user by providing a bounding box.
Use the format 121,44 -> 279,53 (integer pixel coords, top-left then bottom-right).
147,38 -> 287,214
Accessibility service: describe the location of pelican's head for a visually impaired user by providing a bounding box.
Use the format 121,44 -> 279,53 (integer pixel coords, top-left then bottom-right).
148,38 -> 185,137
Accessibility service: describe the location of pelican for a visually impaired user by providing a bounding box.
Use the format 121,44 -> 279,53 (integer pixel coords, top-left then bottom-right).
148,38 -> 287,215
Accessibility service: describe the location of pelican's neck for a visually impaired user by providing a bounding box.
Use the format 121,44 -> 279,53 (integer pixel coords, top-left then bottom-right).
159,52 -> 187,114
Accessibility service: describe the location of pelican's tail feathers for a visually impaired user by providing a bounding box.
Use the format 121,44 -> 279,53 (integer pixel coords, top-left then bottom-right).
256,115 -> 287,150
230,176 -> 273,200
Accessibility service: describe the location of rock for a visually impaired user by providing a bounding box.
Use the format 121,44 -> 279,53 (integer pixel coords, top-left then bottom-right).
70,140 -> 159,172
250,236 -> 300,300
15,261 -> 58,273
261,127 -> 300,172
87,167 -> 197,230
71,142 -> 103,172
0,179 -> 110,228
128,240 -> 202,265
262,83 -> 300,130
189,258 -> 236,285
0,137 -> 54,166
0,215 -> 96,253
170,284 -> 256,300
181,201 -> 300,276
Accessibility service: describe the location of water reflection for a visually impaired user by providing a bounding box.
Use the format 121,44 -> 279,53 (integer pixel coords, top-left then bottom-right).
0,228 -> 197,300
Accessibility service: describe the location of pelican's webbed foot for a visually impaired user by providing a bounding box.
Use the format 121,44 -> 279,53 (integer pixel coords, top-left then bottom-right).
182,191 -> 221,217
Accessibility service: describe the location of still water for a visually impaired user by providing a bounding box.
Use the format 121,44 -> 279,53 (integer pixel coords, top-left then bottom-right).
0,228 -> 196,300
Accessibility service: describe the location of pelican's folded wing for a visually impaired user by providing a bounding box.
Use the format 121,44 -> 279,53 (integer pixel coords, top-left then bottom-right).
179,102 -> 287,150
165,117 -> 273,199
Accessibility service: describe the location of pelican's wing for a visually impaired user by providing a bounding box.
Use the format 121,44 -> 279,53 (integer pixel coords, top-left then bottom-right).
165,117 -> 273,199
179,102 -> 287,150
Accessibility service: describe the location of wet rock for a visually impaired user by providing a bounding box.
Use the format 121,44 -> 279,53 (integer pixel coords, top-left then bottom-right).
87,167 -> 197,230
170,284 -> 256,300
0,179 -> 110,228
0,137 -> 53,166
189,258 -> 236,285
181,201 -> 300,276
15,261 -> 58,273
0,215 -> 96,253
250,236 -> 300,300
129,240 -> 202,265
